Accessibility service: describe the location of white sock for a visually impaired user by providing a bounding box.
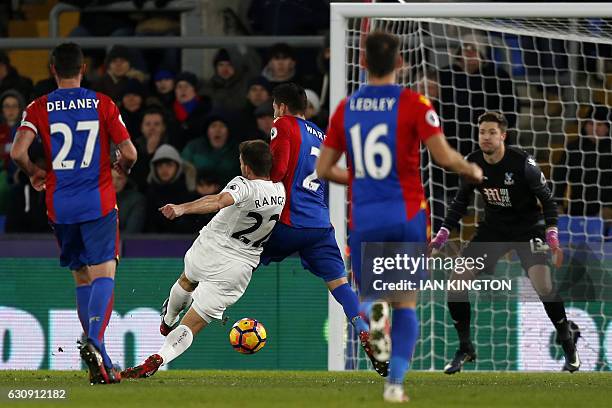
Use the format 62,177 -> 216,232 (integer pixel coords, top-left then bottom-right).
158,325 -> 193,366
163,281 -> 192,326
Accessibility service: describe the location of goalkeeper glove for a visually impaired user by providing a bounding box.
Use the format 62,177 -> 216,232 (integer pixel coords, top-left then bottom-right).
546,227 -> 563,268
429,227 -> 450,254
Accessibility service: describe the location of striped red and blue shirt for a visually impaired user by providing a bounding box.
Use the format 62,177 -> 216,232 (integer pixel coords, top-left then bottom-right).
324,85 -> 442,231
18,87 -> 130,224
270,115 -> 330,228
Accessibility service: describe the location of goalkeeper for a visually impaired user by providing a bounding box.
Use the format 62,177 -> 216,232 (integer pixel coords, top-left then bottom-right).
430,111 -> 581,374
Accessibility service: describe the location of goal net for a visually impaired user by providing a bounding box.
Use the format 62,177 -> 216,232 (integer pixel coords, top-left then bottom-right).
329,3 -> 612,372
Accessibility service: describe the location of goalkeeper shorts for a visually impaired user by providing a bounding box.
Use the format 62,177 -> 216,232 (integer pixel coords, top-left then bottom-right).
462,223 -> 547,274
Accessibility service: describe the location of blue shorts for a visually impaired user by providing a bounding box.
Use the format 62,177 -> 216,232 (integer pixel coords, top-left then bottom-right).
51,209 -> 119,271
349,210 -> 428,288
260,223 -> 346,282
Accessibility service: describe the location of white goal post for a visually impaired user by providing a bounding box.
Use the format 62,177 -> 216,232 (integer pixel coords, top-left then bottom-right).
327,2 -> 612,371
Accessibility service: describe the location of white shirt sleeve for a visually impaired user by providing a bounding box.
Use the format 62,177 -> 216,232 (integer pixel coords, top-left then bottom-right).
222,176 -> 251,207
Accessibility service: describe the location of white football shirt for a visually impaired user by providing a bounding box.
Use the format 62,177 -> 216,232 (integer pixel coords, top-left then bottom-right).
195,176 -> 286,267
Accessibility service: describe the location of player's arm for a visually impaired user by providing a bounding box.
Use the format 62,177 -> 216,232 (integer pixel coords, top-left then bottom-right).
114,139 -> 137,175
316,145 -> 349,185
101,93 -> 137,174
524,157 -> 563,266
424,136 -> 482,184
525,157 -> 558,230
10,128 -> 46,191
160,193 -> 235,219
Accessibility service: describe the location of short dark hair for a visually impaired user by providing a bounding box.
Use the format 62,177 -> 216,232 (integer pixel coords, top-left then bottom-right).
365,31 -> 400,78
51,42 -> 84,79
478,111 -> 508,132
268,43 -> 295,61
239,140 -> 273,177
142,106 -> 166,123
272,82 -> 307,114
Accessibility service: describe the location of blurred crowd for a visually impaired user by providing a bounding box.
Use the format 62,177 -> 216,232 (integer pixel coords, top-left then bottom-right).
0,22 -> 610,236
0,38 -> 331,234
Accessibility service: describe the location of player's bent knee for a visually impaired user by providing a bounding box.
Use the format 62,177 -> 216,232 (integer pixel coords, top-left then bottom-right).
527,265 -> 554,297
72,267 -> 90,285
179,272 -> 198,292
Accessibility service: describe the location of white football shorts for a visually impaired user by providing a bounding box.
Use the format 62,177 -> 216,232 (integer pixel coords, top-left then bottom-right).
183,239 -> 253,322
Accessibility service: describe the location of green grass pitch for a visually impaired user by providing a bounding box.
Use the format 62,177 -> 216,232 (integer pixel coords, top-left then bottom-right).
1,370 -> 611,408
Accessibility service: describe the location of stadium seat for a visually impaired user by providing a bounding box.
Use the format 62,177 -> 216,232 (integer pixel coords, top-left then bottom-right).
557,215 -> 605,245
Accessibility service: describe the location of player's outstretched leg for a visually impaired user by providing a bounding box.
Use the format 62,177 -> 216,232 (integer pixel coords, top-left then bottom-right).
328,278 -> 389,376
366,302 -> 391,376
444,301 -> 476,375
161,274 -> 196,336
123,307 -> 206,379
383,303 -> 419,403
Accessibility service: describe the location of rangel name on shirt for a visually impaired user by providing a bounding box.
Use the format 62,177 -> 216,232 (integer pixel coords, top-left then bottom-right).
254,195 -> 285,209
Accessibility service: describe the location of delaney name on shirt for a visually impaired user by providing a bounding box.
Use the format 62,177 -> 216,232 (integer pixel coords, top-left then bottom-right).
349,97 -> 396,112
46,98 -> 100,112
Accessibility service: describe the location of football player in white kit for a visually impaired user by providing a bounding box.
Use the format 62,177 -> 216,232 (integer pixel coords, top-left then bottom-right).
122,140 -> 285,378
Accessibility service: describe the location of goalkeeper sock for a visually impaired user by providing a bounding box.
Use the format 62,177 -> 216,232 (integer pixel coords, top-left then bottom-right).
388,308 -> 419,385
330,284 -> 368,332
76,285 -> 92,335
543,302 -> 570,341
448,301 -> 472,348
164,281 -> 193,326
158,325 -> 193,366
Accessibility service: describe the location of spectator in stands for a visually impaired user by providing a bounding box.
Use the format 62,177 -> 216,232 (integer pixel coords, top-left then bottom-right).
195,172 -> 221,197
181,113 -> 240,186
438,33 -> 517,156
206,48 -> 251,112
149,69 -> 175,112
145,144 -> 197,233
130,107 -> 168,192
0,90 -> 24,158
304,88 -> 327,129
191,172 -> 222,227
301,31 -> 330,115
238,76 -> 272,140
173,71 -> 211,150
4,154 -> 49,233
113,168 -> 146,233
254,103 -> 275,142
119,79 -> 146,139
262,43 -> 299,88
0,51 -> 33,101
93,45 -> 133,102
552,105 -> 612,219
0,90 -> 25,183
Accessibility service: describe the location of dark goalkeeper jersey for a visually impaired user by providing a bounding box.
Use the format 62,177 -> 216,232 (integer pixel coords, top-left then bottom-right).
442,146 -> 558,232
